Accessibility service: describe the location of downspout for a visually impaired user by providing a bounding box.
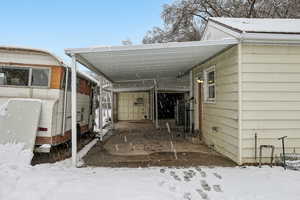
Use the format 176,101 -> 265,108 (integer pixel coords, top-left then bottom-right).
62,67 -> 69,136
189,70 -> 193,133
238,42 -> 243,165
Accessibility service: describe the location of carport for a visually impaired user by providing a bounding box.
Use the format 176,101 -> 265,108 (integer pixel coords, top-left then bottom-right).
65,39 -> 238,166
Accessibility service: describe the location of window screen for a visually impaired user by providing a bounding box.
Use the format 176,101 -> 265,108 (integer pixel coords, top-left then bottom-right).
0,67 -> 29,86
31,68 -> 50,86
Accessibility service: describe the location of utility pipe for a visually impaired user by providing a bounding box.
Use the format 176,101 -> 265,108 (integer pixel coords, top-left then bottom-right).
189,70 -> 193,133
61,67 -> 69,136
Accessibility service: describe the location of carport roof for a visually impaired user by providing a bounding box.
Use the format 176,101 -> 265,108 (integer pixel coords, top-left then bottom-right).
65,39 -> 238,83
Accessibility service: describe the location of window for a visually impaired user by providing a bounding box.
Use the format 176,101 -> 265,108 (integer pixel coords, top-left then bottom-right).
204,66 -> 216,103
0,67 -> 29,86
31,68 -> 50,86
0,66 -> 50,87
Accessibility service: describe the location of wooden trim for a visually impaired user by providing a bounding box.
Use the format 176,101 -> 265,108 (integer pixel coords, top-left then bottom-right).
50,66 -> 64,89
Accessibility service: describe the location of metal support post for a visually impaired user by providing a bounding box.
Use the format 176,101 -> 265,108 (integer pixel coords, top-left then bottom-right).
154,80 -> 159,129
98,77 -> 103,133
110,87 -> 114,129
71,54 -> 77,167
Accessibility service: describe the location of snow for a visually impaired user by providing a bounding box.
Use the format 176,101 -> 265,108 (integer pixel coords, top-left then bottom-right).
211,17 -> 300,33
1,143 -> 300,200
0,100 -> 9,117
0,143 -> 33,167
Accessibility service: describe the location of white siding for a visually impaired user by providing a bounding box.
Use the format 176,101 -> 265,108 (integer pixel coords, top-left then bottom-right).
201,21 -> 235,41
117,92 -> 149,121
0,49 -> 61,65
241,44 -> 300,163
193,46 -> 239,163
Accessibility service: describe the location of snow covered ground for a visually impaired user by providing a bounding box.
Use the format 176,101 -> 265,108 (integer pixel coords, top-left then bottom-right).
1,143 -> 300,200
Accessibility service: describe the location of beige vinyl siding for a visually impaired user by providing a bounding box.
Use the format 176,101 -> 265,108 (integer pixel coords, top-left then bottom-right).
193,46 -> 239,163
241,44 -> 300,163
117,92 -> 149,121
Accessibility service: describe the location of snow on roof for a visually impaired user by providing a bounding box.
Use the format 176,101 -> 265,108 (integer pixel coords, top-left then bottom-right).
210,17 -> 300,34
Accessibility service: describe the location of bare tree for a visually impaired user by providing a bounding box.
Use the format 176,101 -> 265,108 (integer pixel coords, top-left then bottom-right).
143,0 -> 300,43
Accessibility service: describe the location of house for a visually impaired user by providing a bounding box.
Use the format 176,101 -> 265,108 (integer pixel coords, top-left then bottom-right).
65,18 -> 300,166
192,18 -> 300,164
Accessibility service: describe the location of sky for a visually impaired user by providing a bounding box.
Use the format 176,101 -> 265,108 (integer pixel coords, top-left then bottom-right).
0,0 -> 172,62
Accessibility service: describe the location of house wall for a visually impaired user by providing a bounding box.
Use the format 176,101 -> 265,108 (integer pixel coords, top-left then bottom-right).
193,46 -> 239,163
117,92 -> 149,121
201,21 -> 235,41
240,44 -> 300,163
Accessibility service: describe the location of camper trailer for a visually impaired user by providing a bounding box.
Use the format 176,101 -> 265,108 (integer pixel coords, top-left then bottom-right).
0,46 -> 98,151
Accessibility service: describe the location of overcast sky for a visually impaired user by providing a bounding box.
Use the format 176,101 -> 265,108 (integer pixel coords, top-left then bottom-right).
0,0 -> 172,62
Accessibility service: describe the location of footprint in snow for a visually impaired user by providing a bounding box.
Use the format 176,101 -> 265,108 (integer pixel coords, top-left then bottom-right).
196,189 -> 209,200
201,180 -> 211,191
213,185 -> 222,192
213,172 -> 222,179
195,167 -> 202,172
183,192 -> 192,200
158,181 -> 165,186
169,171 -> 181,181
200,171 -> 206,178
183,170 -> 196,182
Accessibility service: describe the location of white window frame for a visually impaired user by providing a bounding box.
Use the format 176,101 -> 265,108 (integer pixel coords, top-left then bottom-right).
30,67 -> 51,88
204,65 -> 216,103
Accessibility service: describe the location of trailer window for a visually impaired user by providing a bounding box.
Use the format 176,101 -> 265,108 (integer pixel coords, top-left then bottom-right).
0,67 -> 29,86
31,68 -> 50,86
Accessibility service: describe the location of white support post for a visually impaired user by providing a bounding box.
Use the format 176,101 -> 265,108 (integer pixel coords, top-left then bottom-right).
71,54 -> 77,167
98,77 -> 103,133
111,88 -> 114,129
154,80 -> 159,129
152,88 -> 155,122
106,91 -> 109,121
189,70 -> 193,133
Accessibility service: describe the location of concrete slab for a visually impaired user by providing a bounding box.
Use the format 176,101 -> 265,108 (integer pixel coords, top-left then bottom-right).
83,121 -> 236,167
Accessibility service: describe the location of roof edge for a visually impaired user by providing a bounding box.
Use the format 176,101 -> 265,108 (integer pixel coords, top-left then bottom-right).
0,45 -> 67,68
65,39 -> 239,54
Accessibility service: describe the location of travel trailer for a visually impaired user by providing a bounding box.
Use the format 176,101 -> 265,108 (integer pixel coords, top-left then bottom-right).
0,46 -> 98,151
